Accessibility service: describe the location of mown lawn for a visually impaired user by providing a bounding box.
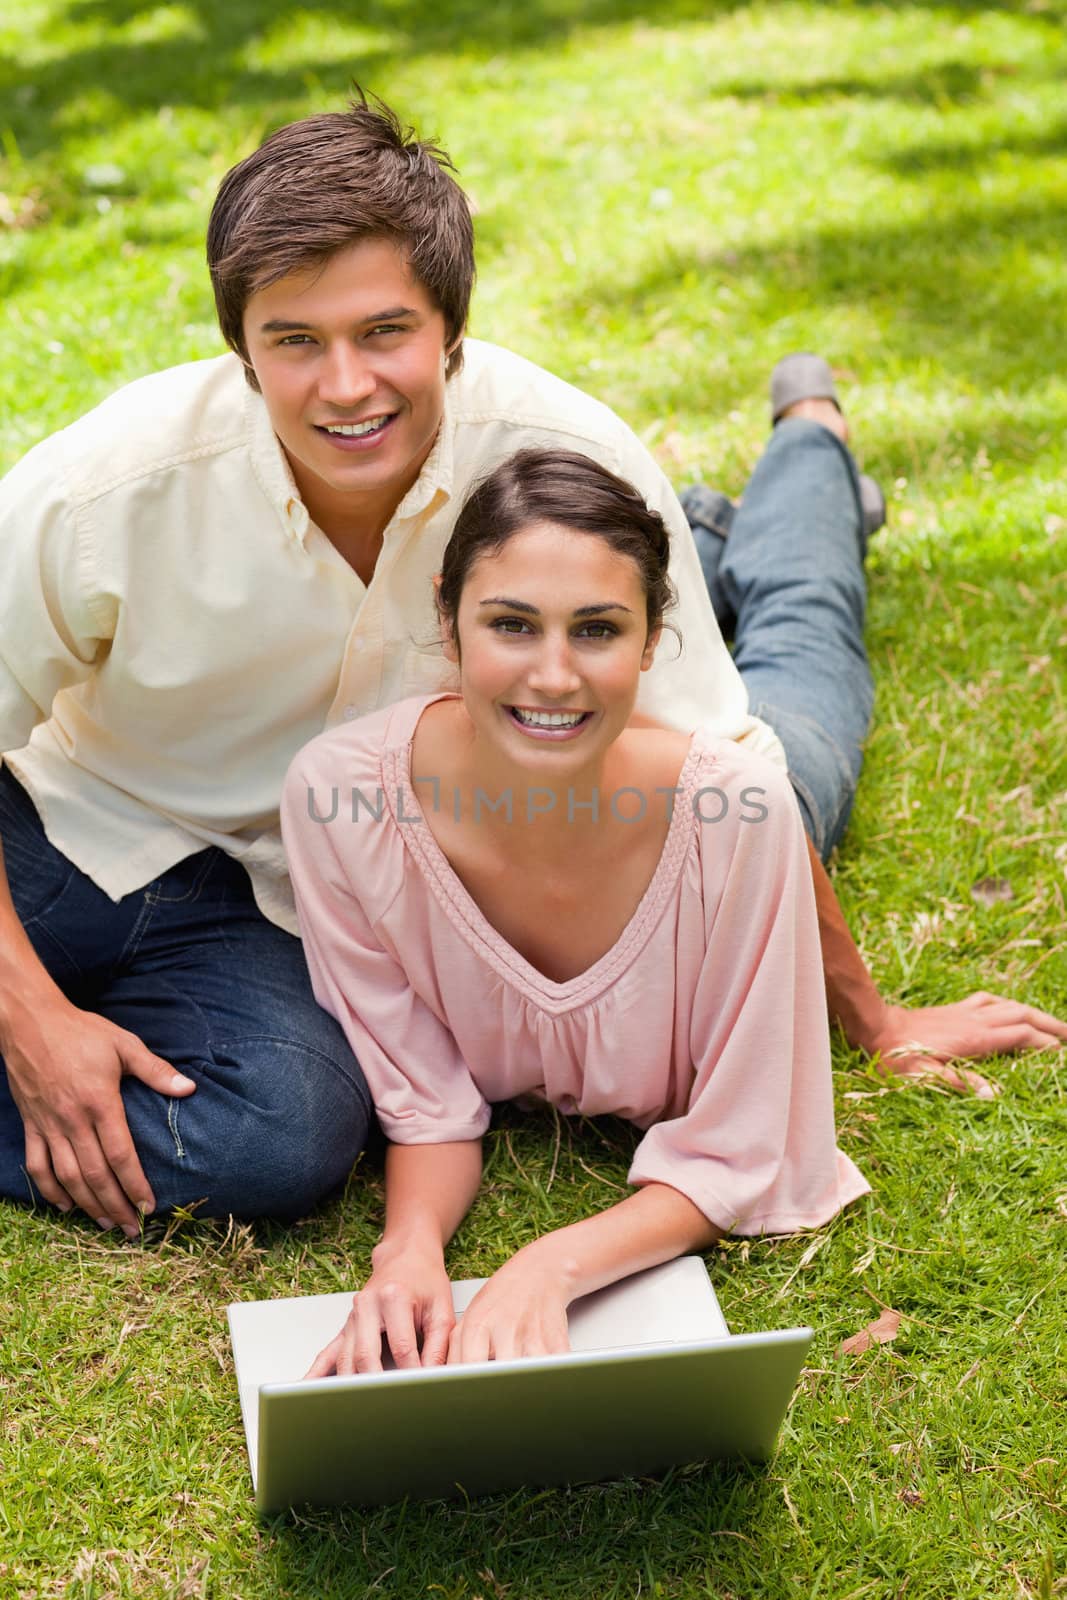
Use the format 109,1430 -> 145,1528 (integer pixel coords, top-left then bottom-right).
0,2 -> 1064,1597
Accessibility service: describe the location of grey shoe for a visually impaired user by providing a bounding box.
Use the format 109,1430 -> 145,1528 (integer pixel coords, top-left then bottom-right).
770,352 -> 840,425
770,353 -> 886,538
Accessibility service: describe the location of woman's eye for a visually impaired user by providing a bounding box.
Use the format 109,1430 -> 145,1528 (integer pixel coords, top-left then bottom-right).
491,617 -> 532,635
577,621 -> 617,639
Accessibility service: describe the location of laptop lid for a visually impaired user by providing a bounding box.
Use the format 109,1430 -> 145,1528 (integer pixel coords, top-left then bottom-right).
228,1258 -> 811,1512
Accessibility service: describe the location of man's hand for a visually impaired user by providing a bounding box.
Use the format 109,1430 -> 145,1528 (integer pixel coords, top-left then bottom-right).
447,1249 -> 571,1365
305,1244 -> 456,1377
864,991 -> 1067,1099
1,994 -> 195,1234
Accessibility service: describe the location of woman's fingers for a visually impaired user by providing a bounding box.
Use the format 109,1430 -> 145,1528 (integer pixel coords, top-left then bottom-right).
380,1286 -> 424,1370
418,1295 -> 456,1367
448,1291 -> 571,1365
341,1293 -> 391,1375
304,1330 -> 346,1380
304,1270 -> 456,1380
449,1315 -> 490,1367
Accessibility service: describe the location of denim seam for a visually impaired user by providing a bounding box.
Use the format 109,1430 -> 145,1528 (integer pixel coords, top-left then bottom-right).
144,850 -> 220,906
114,893 -> 156,968
19,885 -> 88,979
167,1098 -> 186,1160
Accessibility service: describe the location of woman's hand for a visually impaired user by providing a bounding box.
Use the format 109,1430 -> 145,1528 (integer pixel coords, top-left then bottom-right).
305,1243 -> 456,1377
447,1247 -> 571,1365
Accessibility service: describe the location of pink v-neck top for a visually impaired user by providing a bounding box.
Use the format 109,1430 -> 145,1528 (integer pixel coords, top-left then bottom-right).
281,696 -> 869,1235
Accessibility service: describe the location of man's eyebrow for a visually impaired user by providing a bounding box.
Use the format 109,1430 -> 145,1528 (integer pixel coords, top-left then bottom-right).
478,598 -> 634,616
258,306 -> 419,333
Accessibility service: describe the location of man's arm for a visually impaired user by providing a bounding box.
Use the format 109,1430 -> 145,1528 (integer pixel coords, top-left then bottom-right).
0,834 -> 195,1232
807,838 -> 1067,1094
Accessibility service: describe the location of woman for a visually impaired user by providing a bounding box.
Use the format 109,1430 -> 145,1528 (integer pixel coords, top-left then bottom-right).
280,448 -> 868,1375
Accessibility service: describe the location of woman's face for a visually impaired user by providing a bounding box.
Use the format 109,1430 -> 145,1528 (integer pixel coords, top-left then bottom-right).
445,520 -> 659,776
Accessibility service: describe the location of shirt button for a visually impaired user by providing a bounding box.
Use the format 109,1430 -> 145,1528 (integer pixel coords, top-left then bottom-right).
343,705 -> 358,721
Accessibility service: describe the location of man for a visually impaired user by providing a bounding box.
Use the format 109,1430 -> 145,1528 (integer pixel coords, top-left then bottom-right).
0,95 -> 1061,1235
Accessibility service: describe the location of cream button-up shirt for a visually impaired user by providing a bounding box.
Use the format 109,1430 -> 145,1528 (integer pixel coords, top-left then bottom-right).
0,340 -> 783,934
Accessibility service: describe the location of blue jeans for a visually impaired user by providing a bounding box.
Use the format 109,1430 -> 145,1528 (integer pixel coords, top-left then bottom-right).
0,767 -> 372,1220
681,419 -> 874,861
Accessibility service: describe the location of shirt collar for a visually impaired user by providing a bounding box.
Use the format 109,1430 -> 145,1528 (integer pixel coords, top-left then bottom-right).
244,378 -> 310,543
392,377 -> 457,522
242,366 -> 459,543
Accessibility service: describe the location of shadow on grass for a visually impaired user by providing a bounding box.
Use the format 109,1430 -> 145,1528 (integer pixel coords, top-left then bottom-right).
264,1459 -> 785,1597
1,0 -> 751,162
5,0 -> 1066,167
884,114 -> 1067,173
561,188 -> 1067,428
712,57 -> 1016,107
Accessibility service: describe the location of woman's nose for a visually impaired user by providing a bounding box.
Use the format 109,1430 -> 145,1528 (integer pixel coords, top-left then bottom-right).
527,636 -> 582,697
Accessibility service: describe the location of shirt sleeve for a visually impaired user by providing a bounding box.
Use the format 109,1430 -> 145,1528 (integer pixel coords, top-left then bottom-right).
0,449 -> 107,756
627,759 -> 869,1234
280,750 -> 492,1145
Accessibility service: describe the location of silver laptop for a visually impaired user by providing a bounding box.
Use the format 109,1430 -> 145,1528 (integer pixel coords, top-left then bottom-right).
228,1256 -> 811,1512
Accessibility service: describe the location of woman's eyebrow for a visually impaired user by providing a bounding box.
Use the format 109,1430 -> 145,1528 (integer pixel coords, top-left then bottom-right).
477,598 -> 634,616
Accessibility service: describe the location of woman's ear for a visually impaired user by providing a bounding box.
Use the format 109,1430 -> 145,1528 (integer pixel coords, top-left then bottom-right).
434,575 -> 460,663
640,624 -> 662,671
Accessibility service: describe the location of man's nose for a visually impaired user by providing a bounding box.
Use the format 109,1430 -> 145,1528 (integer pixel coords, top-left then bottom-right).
317,342 -> 377,407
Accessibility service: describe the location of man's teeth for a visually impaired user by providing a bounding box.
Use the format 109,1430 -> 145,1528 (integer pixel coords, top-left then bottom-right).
323,417 -> 390,437
512,709 -> 586,728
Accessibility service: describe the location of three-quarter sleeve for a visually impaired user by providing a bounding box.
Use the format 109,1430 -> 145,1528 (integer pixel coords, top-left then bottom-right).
627,761 -> 869,1234
280,751 -> 492,1145
0,454 -> 106,755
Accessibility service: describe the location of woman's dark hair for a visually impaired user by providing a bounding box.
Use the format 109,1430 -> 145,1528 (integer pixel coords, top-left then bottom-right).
207,90 -> 474,387
437,449 -> 677,639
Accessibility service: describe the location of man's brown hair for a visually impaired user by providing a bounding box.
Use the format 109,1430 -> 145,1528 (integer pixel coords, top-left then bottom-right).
207,91 -> 474,386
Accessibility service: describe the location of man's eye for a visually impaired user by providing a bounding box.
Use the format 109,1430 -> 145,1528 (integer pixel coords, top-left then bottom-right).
278,334 -> 314,346
369,324 -> 407,337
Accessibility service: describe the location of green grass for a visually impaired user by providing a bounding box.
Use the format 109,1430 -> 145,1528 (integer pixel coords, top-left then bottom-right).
1,1 -> 1065,1596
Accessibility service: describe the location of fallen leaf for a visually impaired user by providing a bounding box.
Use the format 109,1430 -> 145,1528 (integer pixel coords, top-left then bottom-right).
897,1489 -> 924,1507
838,1308 -> 902,1356
970,876 -> 1014,907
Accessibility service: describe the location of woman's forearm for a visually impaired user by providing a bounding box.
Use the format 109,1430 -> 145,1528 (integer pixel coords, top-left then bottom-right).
376,1139 -> 484,1262
516,1180 -> 722,1303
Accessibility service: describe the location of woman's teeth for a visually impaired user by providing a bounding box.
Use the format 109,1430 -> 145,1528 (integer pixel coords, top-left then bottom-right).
511,709 -> 587,728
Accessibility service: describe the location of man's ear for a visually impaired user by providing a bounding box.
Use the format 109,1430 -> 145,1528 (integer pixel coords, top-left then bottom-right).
434,575 -> 459,662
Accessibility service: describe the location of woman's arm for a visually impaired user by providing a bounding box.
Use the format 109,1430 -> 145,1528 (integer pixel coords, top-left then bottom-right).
448,1180 -> 721,1364
307,1139 -> 483,1377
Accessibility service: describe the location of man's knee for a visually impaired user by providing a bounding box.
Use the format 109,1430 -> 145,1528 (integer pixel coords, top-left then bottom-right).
125,1036 -> 373,1221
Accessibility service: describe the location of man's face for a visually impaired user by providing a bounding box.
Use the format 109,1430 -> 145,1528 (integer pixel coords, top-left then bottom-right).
242,238 -> 454,529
